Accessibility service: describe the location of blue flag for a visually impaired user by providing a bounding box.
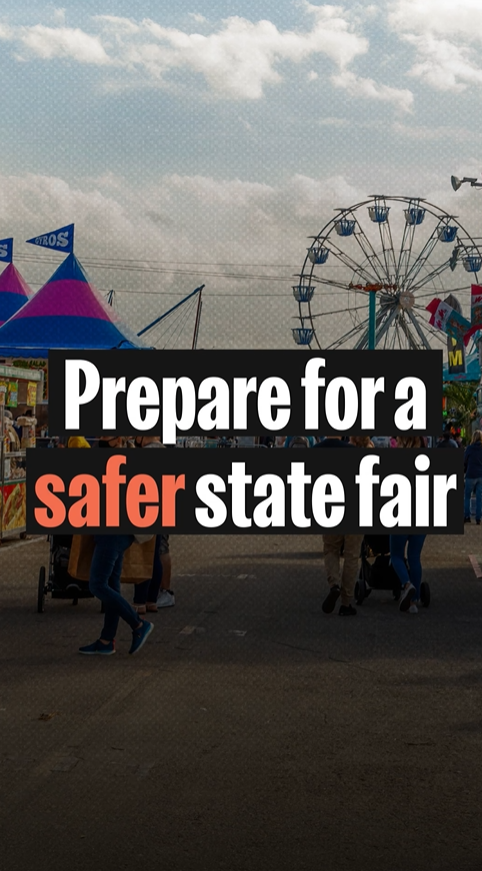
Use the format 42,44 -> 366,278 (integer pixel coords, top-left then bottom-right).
0,238 -> 13,264
26,223 -> 74,254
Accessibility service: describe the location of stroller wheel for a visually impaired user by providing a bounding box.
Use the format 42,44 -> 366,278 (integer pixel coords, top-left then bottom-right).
420,582 -> 430,608
37,566 -> 46,613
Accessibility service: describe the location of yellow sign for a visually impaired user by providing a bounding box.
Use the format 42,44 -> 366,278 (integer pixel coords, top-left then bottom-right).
448,348 -> 463,367
447,336 -> 466,375
6,381 -> 18,407
26,381 -> 37,406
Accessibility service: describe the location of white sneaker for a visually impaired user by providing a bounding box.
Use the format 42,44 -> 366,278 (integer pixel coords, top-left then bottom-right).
408,603 -> 418,614
399,582 -> 416,612
157,589 -> 175,608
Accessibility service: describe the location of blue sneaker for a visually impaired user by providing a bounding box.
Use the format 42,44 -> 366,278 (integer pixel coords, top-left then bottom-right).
79,639 -> 115,656
129,620 -> 154,655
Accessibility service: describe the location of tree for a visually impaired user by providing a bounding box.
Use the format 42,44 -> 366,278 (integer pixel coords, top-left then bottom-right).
443,381 -> 478,432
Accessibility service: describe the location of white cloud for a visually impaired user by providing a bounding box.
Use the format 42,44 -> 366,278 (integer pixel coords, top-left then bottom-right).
389,0 -> 482,91
188,13 -> 207,24
15,25 -> 110,65
94,9 -> 369,100
403,34 -> 482,91
0,7 -> 409,108
0,6 -> 425,110
389,0 -> 482,42
331,69 -> 413,111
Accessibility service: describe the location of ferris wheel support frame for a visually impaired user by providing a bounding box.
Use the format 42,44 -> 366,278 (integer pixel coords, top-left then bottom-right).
368,291 -> 376,349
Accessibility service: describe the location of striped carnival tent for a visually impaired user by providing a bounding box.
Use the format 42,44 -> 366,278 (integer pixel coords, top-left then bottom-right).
0,253 -> 143,355
0,263 -> 31,326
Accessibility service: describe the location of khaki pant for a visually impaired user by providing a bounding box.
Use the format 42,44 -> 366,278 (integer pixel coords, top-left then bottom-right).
322,534 -> 363,606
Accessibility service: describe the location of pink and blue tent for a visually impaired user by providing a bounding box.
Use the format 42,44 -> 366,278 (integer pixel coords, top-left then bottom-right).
0,263 -> 31,326
0,252 -> 142,355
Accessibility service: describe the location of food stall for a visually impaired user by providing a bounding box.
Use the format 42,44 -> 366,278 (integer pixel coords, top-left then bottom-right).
0,364 -> 44,540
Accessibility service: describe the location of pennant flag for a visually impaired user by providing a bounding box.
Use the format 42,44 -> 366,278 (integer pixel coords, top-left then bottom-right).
0,238 -> 13,264
26,223 -> 74,254
426,297 -> 471,343
463,284 -> 482,345
472,284 -> 482,325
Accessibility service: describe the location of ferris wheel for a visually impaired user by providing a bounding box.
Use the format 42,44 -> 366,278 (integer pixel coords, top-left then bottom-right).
292,195 -> 482,351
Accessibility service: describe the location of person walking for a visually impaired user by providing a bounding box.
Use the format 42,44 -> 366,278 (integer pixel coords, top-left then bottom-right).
284,435 -> 316,447
464,430 -> 482,525
437,430 -> 458,449
390,436 -> 427,614
79,436 -> 154,655
349,435 -> 374,448
67,436 -> 91,448
286,436 -> 311,448
314,436 -> 362,616
80,536 -> 154,655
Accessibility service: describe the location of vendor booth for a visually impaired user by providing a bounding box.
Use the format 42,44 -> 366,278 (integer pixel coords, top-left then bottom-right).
0,363 -> 43,540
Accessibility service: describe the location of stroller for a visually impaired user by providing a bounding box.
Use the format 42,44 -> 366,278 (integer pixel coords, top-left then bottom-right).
354,535 -> 430,608
37,535 -> 94,613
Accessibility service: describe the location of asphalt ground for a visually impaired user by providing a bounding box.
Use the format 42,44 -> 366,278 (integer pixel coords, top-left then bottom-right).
1,530 -> 482,871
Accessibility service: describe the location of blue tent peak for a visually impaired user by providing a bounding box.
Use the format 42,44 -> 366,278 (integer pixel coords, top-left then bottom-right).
47,252 -> 89,284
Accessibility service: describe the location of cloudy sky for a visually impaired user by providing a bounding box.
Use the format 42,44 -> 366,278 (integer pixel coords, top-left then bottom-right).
0,0 -> 481,348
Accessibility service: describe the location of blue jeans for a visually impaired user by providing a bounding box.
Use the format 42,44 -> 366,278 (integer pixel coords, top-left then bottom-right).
89,535 -> 139,641
389,534 -> 426,600
464,477 -> 482,520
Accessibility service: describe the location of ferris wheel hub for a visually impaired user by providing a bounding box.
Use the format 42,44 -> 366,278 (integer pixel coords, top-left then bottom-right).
398,290 -> 415,310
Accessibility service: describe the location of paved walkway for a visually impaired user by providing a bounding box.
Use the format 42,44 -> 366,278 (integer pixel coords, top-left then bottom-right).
0,531 -> 481,870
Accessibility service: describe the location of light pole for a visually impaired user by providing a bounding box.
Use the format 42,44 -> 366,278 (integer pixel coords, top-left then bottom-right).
451,175 -> 482,191
451,173 -> 482,426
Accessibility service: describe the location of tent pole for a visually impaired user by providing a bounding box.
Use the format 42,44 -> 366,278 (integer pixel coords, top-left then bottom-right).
137,285 -> 205,337
192,288 -> 203,350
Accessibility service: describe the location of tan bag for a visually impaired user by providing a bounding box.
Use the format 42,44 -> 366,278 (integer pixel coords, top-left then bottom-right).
68,535 -> 156,584
133,534 -> 155,545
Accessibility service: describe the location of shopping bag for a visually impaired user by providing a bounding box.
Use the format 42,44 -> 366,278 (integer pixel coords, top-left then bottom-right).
68,536 -> 156,584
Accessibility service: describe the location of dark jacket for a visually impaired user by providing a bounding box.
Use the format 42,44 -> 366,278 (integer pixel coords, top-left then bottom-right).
464,442 -> 482,478
437,436 -> 458,449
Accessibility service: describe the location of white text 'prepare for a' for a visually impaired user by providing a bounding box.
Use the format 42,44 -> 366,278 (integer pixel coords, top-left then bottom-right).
64,358 -> 427,443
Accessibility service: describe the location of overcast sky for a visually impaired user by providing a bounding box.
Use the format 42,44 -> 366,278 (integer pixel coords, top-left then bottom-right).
1,1 -> 482,349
